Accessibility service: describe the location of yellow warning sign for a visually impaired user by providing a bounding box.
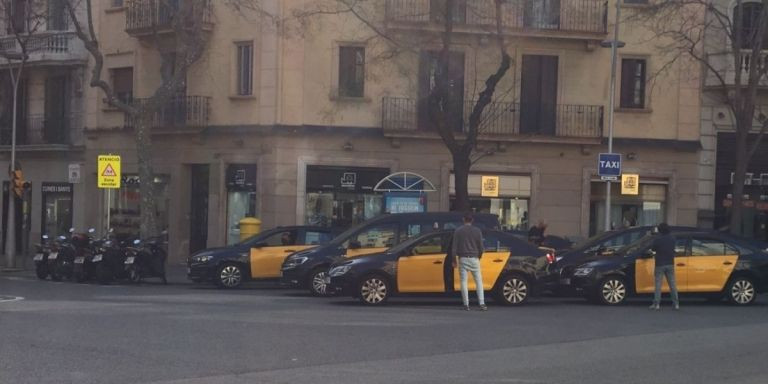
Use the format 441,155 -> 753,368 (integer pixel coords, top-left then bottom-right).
98,155 -> 121,189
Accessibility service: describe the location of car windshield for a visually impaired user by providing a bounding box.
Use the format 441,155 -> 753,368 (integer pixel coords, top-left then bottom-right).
570,231 -> 617,251
618,234 -> 655,257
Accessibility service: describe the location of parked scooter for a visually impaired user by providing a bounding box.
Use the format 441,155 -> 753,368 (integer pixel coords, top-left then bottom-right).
92,230 -> 134,285
125,233 -> 168,284
72,228 -> 98,283
50,229 -> 77,281
32,235 -> 53,280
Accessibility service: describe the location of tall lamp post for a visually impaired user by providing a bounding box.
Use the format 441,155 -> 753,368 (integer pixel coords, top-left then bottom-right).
600,1 -> 625,232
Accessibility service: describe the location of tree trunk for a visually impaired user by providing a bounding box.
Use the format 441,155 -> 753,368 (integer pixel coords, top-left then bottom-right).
729,124 -> 751,235
452,152 -> 471,212
134,114 -> 159,239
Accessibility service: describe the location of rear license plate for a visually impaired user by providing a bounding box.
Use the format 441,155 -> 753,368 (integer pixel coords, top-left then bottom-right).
74,257 -> 85,264
125,257 -> 135,265
48,252 -> 58,260
33,254 -> 44,261
92,254 -> 103,262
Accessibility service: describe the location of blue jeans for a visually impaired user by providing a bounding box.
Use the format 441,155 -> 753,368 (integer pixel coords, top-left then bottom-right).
653,265 -> 679,306
459,257 -> 485,306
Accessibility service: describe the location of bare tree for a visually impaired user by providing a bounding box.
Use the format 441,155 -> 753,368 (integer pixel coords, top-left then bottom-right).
633,0 -> 768,235
0,0 -> 48,267
63,0 -> 213,238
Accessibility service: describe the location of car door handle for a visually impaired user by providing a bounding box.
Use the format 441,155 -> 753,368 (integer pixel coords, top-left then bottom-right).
493,259 -> 504,263
433,261 -> 443,265
723,261 -> 733,266
676,263 -> 686,267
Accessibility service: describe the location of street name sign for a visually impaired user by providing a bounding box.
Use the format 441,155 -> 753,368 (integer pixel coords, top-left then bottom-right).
98,155 -> 121,189
598,153 -> 621,181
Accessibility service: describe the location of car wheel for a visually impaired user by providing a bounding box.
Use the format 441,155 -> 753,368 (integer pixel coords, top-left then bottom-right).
597,276 -> 627,305
309,268 -> 332,297
216,263 -> 243,289
726,276 -> 756,306
495,274 -> 530,306
35,264 -> 48,280
358,275 -> 390,305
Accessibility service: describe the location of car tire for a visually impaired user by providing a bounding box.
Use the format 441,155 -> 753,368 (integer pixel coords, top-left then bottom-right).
96,263 -> 112,285
358,275 -> 390,305
216,263 -> 243,289
596,276 -> 627,306
725,276 -> 757,306
494,273 -> 530,306
35,264 -> 48,280
308,268 -> 332,297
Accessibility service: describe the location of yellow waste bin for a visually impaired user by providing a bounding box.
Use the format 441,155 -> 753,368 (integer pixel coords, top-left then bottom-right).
239,218 -> 262,241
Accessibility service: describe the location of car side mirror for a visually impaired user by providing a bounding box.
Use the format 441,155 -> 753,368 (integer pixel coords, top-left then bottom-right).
348,240 -> 362,250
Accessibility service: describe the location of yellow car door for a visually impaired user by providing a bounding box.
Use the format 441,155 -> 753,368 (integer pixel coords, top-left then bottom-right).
686,238 -> 739,292
397,234 -> 448,293
635,237 -> 690,293
452,233 -> 511,291
251,245 -> 312,278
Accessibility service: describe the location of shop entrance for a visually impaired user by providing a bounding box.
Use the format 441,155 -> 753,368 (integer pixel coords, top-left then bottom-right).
189,165 -> 209,254
226,164 -> 257,245
41,182 -> 73,238
589,181 -> 667,235
449,174 -> 531,231
305,166 -> 389,228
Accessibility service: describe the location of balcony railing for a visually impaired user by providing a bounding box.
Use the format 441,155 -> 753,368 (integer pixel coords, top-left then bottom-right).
0,113 -> 81,146
126,0 -> 214,35
0,32 -> 88,65
385,0 -> 607,36
706,50 -> 768,88
382,97 -> 603,139
126,95 -> 211,131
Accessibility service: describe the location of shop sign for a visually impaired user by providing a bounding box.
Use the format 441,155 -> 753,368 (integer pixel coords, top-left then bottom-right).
68,164 -> 81,184
341,172 -> 357,188
97,155 -> 121,189
481,176 -> 499,197
621,174 -> 639,195
723,199 -> 761,209
42,182 -> 72,194
386,195 -> 425,213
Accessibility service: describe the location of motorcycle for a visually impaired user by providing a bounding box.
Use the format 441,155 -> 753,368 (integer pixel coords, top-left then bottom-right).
50,229 -> 77,282
32,235 -> 53,280
125,233 -> 168,284
92,231 -> 134,285
72,228 -> 98,283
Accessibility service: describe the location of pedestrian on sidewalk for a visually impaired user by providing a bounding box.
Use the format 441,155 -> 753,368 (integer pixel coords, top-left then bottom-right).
649,222 -> 679,311
451,213 -> 487,311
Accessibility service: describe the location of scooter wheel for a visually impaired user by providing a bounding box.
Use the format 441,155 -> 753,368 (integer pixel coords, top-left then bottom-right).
35,264 -> 48,280
127,266 -> 141,284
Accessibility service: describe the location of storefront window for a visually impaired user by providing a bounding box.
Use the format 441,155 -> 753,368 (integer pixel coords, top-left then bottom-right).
589,182 -> 667,235
109,175 -> 169,239
449,174 -> 531,231
226,164 -> 257,245
41,183 -> 73,237
305,166 -> 389,228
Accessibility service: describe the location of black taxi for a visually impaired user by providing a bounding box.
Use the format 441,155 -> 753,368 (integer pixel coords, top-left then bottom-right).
327,229 -> 555,305
570,230 -> 768,305
187,226 -> 340,288
280,212 -> 500,296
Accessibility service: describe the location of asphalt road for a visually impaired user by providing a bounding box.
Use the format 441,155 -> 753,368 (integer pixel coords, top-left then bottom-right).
2,269 -> 768,384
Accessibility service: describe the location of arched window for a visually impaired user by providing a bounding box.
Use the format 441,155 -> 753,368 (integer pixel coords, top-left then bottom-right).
734,1 -> 768,49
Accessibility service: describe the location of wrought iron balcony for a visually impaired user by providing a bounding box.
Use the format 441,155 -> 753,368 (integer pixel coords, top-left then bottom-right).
0,113 -> 81,147
385,0 -> 607,39
705,50 -> 768,88
382,97 -> 603,139
125,0 -> 214,36
126,95 -> 211,132
0,32 -> 88,66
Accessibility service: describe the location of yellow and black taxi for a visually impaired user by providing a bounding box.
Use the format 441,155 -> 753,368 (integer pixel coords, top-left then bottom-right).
280,212 -> 500,296
326,229 -> 554,305
569,230 -> 768,305
187,226 -> 341,288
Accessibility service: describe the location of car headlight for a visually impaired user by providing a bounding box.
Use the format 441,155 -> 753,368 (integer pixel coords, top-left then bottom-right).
573,267 -> 594,277
193,255 -> 214,263
328,265 -> 351,277
282,256 -> 309,270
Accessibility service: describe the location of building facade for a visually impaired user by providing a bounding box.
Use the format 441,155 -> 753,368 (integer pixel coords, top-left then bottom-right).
56,0 -> 706,264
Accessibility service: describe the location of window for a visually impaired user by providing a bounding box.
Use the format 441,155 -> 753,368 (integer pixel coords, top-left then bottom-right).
623,0 -> 649,4
429,0 -> 467,24
47,0 -> 67,30
483,233 -> 511,252
236,42 -> 253,96
262,230 -> 299,247
304,231 -> 333,246
110,67 -> 133,103
410,234 -> 448,255
347,224 -> 397,249
690,238 -> 728,256
620,58 -> 646,109
338,46 -> 365,98
735,2 -> 768,49
7,0 -> 27,33
112,0 -> 124,7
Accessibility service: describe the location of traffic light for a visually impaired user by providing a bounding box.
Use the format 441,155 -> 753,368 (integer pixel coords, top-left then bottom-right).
12,169 -> 23,198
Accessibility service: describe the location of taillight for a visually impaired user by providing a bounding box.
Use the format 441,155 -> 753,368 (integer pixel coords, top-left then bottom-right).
546,252 -> 555,264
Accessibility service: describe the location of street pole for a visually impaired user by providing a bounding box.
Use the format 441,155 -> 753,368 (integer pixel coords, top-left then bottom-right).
4,70 -> 19,268
604,0 -> 622,232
